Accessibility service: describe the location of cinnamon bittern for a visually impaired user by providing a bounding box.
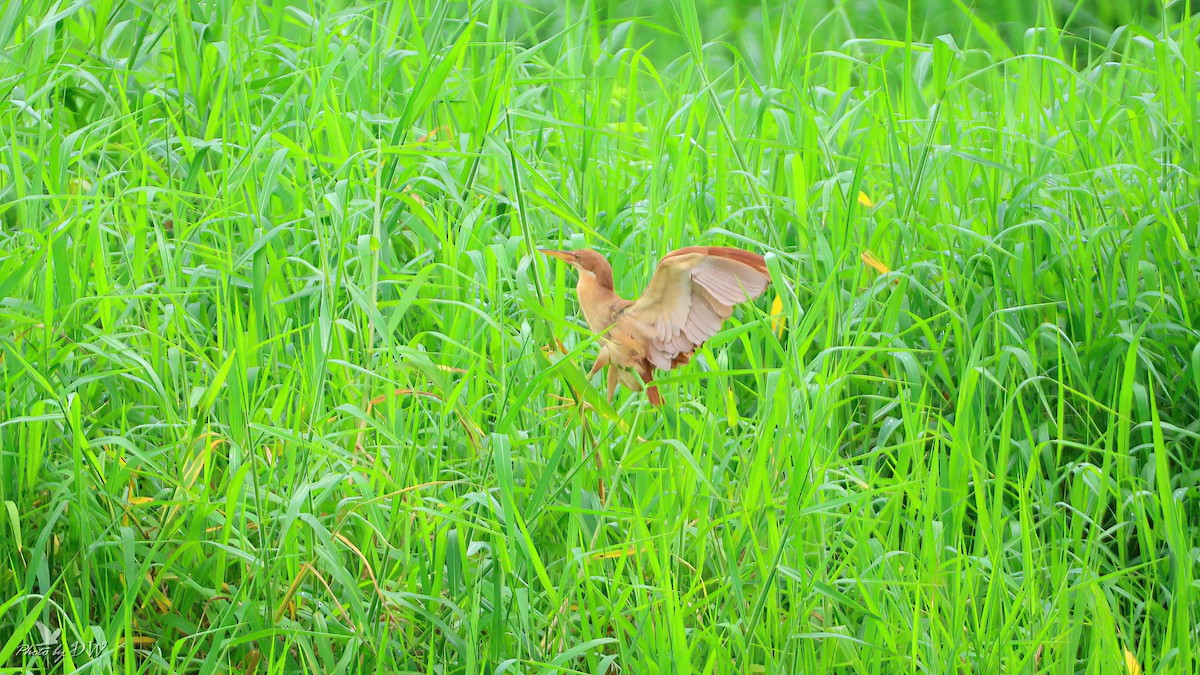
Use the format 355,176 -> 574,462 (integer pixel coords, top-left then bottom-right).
539,246 -> 771,406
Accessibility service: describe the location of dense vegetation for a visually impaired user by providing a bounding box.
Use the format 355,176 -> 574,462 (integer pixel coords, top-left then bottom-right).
1,0 -> 1198,672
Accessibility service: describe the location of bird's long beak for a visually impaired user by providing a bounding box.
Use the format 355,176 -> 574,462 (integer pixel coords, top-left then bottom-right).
538,249 -> 573,263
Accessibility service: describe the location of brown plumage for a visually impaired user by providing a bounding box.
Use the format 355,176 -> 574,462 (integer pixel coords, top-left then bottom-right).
539,246 -> 771,406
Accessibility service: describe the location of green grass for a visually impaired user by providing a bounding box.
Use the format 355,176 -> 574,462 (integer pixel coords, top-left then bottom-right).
2,0 -> 1199,672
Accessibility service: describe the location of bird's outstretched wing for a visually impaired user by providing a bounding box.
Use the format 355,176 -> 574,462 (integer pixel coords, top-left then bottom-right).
624,246 -> 771,371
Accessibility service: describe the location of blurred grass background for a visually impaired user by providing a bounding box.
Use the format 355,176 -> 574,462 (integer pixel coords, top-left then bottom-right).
1,0 -> 1198,672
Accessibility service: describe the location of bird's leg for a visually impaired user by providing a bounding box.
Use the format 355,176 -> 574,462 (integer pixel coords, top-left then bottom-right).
588,347 -> 609,378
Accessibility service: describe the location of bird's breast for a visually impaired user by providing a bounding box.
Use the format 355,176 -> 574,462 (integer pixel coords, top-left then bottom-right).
577,281 -> 625,333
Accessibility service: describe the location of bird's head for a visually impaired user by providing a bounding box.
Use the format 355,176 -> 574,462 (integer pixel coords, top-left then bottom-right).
539,248 -> 615,290
538,249 -> 608,274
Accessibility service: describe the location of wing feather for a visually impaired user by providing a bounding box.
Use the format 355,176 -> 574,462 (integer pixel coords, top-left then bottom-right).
626,248 -> 770,372
683,285 -> 728,344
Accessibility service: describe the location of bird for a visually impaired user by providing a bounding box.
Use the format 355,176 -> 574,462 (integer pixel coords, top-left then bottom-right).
539,246 -> 772,406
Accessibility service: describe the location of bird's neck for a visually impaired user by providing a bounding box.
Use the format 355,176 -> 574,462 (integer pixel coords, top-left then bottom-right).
577,272 -> 622,331
576,264 -> 616,294
587,262 -> 614,291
